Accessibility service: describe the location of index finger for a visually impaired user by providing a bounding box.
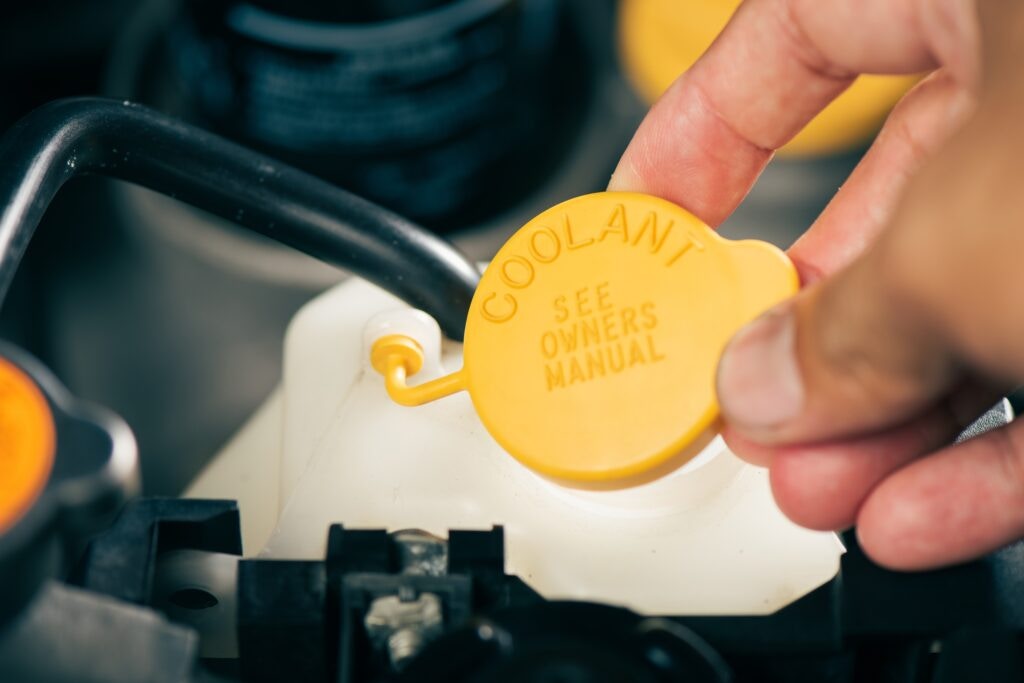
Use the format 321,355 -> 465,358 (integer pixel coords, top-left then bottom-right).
609,0 -> 976,226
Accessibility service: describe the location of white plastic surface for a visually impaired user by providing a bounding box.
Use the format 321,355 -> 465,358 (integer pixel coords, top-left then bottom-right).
190,276 -> 843,616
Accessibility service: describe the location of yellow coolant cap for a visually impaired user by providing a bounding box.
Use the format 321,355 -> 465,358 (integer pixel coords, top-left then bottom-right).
371,192 -> 797,487
618,0 -> 919,157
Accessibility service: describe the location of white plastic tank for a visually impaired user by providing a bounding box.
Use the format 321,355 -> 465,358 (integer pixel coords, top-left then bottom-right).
189,193 -> 845,616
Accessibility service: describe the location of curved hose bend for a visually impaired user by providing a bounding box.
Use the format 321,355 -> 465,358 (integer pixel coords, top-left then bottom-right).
0,97 -> 480,339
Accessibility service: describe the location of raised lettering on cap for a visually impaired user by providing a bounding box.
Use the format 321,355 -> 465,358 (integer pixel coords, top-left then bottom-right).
371,192 -> 798,488
462,192 -> 797,486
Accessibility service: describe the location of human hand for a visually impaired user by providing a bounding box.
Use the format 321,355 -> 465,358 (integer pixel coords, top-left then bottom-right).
610,0 -> 1024,569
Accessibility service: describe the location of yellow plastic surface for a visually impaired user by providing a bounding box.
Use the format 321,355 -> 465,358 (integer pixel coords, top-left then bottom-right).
618,0 -> 919,157
373,192 -> 797,487
0,358 -> 55,533
374,334 -> 468,408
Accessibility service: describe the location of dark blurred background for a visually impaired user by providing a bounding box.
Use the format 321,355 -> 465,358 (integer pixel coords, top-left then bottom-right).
0,0 -> 908,496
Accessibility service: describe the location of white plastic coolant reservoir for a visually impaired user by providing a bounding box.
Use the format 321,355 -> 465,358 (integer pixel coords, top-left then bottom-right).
189,193 -> 844,616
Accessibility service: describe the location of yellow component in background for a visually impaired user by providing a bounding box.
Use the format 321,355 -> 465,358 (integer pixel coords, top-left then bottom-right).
618,0 -> 919,158
374,193 -> 798,488
0,358 -> 56,532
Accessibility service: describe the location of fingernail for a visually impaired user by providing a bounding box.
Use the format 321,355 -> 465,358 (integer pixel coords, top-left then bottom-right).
716,304 -> 804,429
607,166 -> 640,192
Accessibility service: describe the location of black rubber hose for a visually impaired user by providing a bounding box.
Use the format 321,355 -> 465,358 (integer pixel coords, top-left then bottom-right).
0,97 -> 480,339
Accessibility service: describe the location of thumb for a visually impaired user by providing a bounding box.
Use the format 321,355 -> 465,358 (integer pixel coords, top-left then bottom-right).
715,228 -> 966,445
714,65 -> 1024,446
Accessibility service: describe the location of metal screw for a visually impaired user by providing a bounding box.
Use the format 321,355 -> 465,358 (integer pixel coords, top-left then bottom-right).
365,592 -> 444,671
387,627 -> 425,670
